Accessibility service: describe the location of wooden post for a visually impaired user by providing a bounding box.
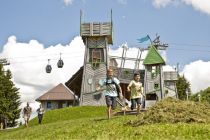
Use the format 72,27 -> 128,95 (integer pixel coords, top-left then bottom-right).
159,65 -> 163,99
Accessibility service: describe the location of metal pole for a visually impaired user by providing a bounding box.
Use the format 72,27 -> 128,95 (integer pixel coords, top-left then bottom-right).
159,65 -> 163,99
176,63 -> 179,76
147,35 -> 153,44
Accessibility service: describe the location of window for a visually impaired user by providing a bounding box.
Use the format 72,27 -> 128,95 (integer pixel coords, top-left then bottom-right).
146,94 -> 157,100
147,66 -> 152,72
47,101 -> 52,109
94,93 -> 102,100
151,66 -> 157,78
89,48 -> 104,69
165,81 -> 170,87
154,83 -> 159,89
151,66 -> 160,79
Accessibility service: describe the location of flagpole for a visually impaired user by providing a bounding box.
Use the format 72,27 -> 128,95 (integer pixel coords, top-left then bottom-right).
147,35 -> 153,44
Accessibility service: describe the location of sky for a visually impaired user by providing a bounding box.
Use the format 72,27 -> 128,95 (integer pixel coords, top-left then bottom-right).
0,0 -> 210,119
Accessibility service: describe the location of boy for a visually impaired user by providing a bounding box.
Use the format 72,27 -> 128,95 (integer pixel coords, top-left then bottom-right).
127,73 -> 144,114
97,68 -> 123,119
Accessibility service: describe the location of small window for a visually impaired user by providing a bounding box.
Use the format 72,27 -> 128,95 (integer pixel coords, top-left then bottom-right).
47,101 -> 52,109
147,66 -> 152,72
154,83 -> 159,89
151,66 -> 157,78
89,49 -> 104,62
146,94 -> 157,100
165,81 -> 170,87
151,66 -> 160,79
94,93 -> 102,100
92,50 -> 101,62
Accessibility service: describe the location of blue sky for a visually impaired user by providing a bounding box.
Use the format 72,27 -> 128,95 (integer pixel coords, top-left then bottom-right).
1,0 -> 210,68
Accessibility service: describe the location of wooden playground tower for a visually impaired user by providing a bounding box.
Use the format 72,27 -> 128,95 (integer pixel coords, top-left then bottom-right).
79,11 -> 113,105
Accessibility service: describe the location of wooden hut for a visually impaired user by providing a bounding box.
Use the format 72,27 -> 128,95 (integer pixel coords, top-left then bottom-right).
36,83 -> 77,111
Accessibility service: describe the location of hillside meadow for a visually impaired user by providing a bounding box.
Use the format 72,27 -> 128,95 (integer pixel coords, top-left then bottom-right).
0,99 -> 210,140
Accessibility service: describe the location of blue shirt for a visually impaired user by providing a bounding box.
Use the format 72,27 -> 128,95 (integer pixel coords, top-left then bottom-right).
99,77 -> 120,97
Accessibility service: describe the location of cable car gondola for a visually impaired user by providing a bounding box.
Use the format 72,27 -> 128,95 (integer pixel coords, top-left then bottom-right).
57,53 -> 64,68
46,59 -> 52,73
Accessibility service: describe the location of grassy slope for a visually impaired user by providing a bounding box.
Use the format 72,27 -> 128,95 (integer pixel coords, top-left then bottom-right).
0,106 -> 210,140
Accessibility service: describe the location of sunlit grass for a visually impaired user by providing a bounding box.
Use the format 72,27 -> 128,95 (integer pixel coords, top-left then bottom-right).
0,105 -> 209,140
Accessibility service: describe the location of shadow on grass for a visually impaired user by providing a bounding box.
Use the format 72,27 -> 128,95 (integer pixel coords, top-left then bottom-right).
93,116 -> 120,122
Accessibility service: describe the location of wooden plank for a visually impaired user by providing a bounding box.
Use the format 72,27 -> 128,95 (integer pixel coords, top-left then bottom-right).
109,55 -> 144,61
81,22 -> 112,37
82,93 -> 106,106
90,23 -> 93,36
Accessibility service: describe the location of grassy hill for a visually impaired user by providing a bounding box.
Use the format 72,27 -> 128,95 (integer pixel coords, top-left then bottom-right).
0,102 -> 210,140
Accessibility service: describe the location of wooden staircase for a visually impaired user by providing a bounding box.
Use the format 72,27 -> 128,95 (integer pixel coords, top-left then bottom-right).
115,98 -> 147,116
115,109 -> 147,116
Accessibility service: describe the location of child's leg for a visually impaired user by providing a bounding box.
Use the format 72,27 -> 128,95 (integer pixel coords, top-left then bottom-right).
111,97 -> 117,116
137,104 -> 140,114
131,99 -> 135,110
107,106 -> 112,119
136,98 -> 141,114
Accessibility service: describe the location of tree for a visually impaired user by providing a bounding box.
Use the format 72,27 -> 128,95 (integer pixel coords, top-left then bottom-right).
0,64 -> 21,128
190,87 -> 210,103
176,75 -> 191,100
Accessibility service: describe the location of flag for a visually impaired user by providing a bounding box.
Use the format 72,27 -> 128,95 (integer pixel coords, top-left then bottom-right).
137,35 -> 150,43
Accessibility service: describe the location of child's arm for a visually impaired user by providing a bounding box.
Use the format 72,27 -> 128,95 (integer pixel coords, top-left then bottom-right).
141,86 -> 145,97
127,81 -> 133,92
96,79 -> 105,91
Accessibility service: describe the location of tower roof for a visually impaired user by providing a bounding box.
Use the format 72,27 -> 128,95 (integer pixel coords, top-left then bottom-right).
143,45 -> 165,65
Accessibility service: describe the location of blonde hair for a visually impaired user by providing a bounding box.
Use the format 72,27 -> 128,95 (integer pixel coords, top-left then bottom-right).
107,68 -> 113,73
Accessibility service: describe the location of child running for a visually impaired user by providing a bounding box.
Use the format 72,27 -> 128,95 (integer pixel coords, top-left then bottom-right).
127,72 -> 144,114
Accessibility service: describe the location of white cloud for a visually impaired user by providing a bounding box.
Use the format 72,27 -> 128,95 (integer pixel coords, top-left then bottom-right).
122,16 -> 126,19
117,0 -> 127,5
153,0 -> 173,8
181,60 -> 210,93
163,65 -> 176,71
64,0 -> 74,6
1,35 -> 85,119
183,0 -> 210,15
153,0 -> 210,15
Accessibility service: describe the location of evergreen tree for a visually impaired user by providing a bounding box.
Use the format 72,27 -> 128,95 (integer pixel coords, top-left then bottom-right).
0,64 -> 21,128
176,75 -> 191,100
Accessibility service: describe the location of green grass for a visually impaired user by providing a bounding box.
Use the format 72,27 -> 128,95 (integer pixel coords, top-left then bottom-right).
0,105 -> 210,140
29,106 -> 106,126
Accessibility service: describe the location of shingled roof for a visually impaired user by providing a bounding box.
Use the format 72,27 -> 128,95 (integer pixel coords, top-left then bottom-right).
143,45 -> 165,65
36,83 -> 76,101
